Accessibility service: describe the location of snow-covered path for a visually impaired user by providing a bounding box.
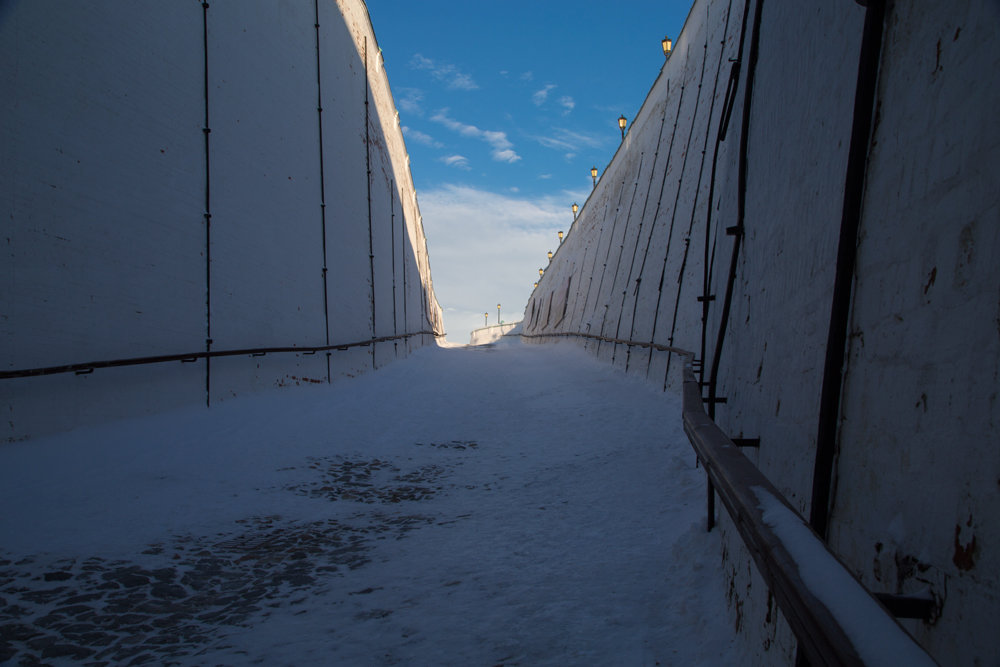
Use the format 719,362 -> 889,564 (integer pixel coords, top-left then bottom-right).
0,340 -> 737,665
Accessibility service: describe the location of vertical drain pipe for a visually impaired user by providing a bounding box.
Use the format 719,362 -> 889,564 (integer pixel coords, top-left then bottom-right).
314,0 -> 332,383
701,0 -> 754,387
402,212 -> 408,350
642,83 -> 688,378
705,0 -> 765,530
201,2 -> 213,406
659,37 -> 710,386
664,0 -> 735,388
598,153 -> 644,358
364,36 -> 376,369
390,181 -> 398,357
622,92 -> 672,373
589,180 -> 630,350
809,0 -> 886,540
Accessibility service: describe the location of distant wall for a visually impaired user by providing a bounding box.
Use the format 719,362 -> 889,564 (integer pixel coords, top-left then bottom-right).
469,322 -> 520,346
1,0 -> 443,441
524,0 -> 1000,663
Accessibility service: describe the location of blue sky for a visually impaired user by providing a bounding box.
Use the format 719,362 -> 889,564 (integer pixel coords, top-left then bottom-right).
366,0 -> 694,342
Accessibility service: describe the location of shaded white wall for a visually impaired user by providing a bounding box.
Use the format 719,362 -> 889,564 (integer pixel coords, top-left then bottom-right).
1,0 -> 443,441
523,0 -> 1000,663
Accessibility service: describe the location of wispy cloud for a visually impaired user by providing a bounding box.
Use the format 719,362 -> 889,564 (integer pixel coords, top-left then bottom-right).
520,71 -> 534,81
532,84 -> 558,106
410,53 -> 478,91
397,88 -> 425,115
430,109 -> 521,163
402,126 -> 443,148
558,96 -> 575,114
440,154 -> 471,170
533,127 -> 607,152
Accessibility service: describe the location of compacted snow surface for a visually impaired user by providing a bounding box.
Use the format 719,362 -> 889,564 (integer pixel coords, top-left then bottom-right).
0,340 -> 738,665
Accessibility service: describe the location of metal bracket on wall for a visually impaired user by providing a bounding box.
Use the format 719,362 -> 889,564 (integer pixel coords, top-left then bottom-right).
731,438 -> 760,448
697,294 -> 716,302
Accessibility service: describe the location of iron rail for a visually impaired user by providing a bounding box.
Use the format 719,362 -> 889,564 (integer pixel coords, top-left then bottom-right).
1,331 -> 439,380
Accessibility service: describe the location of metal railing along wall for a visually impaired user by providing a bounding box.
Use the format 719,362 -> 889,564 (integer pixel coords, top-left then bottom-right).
521,331 -> 936,666
0,331 -> 438,380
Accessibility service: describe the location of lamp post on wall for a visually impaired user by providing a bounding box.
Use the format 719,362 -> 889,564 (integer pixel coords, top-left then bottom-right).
547,250 -> 553,261
534,282 -> 538,288
618,115 -> 627,140
591,166 -> 598,189
497,303 -> 501,325
558,230 -> 564,244
572,202 -> 578,221
484,312 -> 488,327
539,268 -> 544,277
662,35 -> 673,58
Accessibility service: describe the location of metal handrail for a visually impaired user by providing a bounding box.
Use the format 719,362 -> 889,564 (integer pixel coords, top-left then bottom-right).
1,331 -> 440,380
522,330 -> 936,665
520,330 -> 689,355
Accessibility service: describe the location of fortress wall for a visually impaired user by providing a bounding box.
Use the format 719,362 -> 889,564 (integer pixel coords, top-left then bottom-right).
1,0 -> 443,441
523,0 -> 1000,663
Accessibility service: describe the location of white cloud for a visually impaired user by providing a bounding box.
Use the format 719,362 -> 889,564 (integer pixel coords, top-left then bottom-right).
402,126 -> 443,148
419,184 -> 587,343
449,72 -> 477,91
520,71 -> 534,81
440,154 -> 471,170
532,84 -> 557,106
534,127 -> 607,152
410,53 -> 478,90
397,88 -> 424,115
492,149 -> 520,164
558,96 -> 576,114
430,109 -> 521,163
